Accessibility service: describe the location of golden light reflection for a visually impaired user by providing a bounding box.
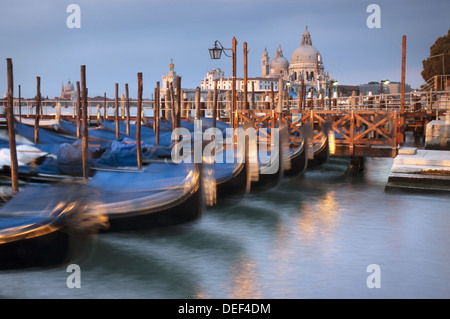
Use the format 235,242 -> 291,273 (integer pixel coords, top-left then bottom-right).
328,130 -> 336,155
295,191 -> 341,245
226,255 -> 262,299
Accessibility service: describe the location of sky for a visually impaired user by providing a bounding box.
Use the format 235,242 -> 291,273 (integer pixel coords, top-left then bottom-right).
0,0 -> 449,99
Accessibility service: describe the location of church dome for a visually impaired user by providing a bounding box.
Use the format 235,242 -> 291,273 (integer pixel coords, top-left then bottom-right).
290,45 -> 320,64
290,26 -> 322,66
270,45 -> 289,71
64,80 -> 74,92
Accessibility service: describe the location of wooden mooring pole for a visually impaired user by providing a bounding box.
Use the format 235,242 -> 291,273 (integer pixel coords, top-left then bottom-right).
34,76 -> 41,144
125,83 -> 130,136
115,83 -> 120,140
213,80 -> 218,129
18,84 -> 21,122
76,81 -> 81,138
136,73 -> 143,170
80,65 -> 89,180
195,87 -> 201,120
176,77 -> 181,129
155,81 -> 160,146
243,41 -> 248,110
399,35 -> 407,146
103,92 -> 107,119
6,58 -> 19,194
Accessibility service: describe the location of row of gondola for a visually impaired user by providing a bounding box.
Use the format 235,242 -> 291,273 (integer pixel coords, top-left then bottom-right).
0,114 -> 329,271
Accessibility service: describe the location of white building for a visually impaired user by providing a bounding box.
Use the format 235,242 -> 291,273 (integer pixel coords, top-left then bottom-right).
201,26 -> 334,96
201,68 -> 282,92
161,59 -> 181,90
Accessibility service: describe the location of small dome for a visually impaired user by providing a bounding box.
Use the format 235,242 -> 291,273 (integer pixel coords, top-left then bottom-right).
270,45 -> 289,71
64,80 -> 74,92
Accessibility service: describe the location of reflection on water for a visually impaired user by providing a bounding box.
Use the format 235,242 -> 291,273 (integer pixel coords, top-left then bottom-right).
296,191 -> 342,245
1,152 -> 450,298
227,255 -> 262,299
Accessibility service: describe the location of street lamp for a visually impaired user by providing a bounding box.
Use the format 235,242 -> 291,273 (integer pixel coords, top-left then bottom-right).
209,40 -> 233,59
380,79 -> 389,95
209,38 -> 237,127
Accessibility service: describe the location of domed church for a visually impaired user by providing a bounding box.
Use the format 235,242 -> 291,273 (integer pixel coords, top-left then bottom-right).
262,26 -> 332,94
60,80 -> 75,99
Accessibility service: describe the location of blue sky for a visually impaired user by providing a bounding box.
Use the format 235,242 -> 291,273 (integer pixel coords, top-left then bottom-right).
0,0 -> 449,99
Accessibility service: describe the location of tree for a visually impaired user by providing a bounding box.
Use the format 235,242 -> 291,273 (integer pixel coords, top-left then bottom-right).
421,29 -> 450,82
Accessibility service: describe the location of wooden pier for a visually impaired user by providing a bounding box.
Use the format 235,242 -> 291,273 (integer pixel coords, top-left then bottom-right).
1,84 -> 449,160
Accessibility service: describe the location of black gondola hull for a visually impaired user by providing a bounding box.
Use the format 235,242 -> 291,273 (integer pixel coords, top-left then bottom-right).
100,182 -> 203,233
216,162 -> 248,200
284,144 -> 307,177
307,136 -> 330,168
0,227 -> 71,271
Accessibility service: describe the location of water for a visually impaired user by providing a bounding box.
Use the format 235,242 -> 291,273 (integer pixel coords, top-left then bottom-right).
1,150 -> 449,299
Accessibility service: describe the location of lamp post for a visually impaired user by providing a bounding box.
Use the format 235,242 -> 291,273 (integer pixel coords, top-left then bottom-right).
209,38 -> 237,128
380,79 -> 389,95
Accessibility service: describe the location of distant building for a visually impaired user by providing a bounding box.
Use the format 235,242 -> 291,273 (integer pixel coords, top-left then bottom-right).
161,59 -> 181,90
201,26 -> 334,96
359,81 -> 411,95
336,85 -> 360,97
60,80 -> 75,99
201,68 -> 283,92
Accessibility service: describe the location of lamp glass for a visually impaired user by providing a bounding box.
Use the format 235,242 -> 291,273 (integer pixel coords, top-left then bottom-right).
209,46 -> 222,59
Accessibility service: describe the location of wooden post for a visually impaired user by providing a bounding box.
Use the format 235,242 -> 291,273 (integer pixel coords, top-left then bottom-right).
125,83 -> 130,136
185,97 -> 191,120
6,58 -> 19,194
34,77 -> 41,144
320,89 -> 324,110
399,35 -> 406,145
165,85 -> 171,120
18,84 -> 21,122
328,84 -> 332,110
76,81 -> 81,138
176,77 -> 181,129
243,41 -> 248,110
300,80 -> 305,110
169,82 -> 176,131
270,82 -> 275,110
115,83 -> 120,140
80,65 -> 89,179
195,87 -> 201,120
349,110 -> 355,153
232,37 -> 237,129
136,73 -> 143,169
251,81 -> 255,109
103,92 -> 107,119
213,80 -> 218,128
155,81 -> 160,146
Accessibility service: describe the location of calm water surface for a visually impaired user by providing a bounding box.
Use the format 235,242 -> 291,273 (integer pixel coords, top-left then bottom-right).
1,153 -> 449,299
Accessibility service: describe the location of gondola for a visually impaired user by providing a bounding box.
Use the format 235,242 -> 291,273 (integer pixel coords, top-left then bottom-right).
0,183 -> 106,271
2,122 -> 205,233
88,161 -> 203,232
307,133 -> 330,168
284,140 -> 308,177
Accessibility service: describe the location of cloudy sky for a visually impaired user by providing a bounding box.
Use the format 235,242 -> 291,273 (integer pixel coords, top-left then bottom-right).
0,0 -> 448,99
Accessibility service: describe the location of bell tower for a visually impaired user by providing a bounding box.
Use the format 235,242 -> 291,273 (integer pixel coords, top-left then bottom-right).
261,47 -> 270,77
